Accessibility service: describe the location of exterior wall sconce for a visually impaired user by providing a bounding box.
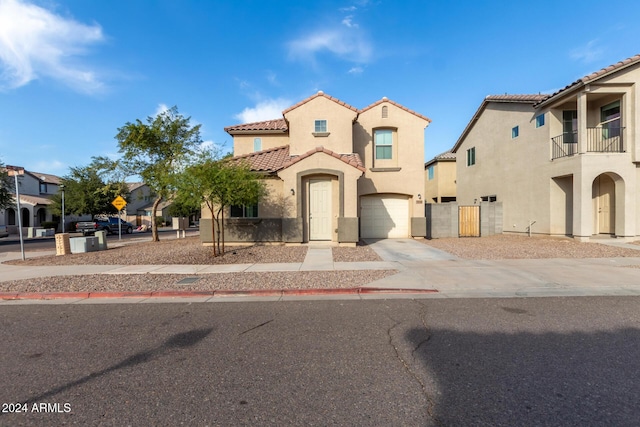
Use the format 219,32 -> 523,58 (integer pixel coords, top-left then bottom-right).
290,188 -> 295,196
417,194 -> 422,200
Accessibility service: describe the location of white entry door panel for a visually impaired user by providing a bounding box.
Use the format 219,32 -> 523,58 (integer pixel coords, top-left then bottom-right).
309,180 -> 332,240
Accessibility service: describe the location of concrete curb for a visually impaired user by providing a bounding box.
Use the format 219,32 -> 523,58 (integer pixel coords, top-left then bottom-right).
0,287 -> 438,301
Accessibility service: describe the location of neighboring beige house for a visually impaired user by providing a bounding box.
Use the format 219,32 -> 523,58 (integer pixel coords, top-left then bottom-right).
424,151 -> 456,203
453,53 -> 640,241
201,91 -> 431,244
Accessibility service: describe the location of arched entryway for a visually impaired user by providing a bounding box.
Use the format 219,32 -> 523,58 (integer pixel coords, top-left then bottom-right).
592,174 -> 617,234
21,208 -> 30,227
6,208 -> 16,225
36,208 -> 46,226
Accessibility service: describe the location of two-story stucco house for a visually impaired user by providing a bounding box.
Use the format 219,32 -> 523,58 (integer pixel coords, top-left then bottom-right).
1,168 -> 61,233
424,151 -> 456,204
200,91 -> 431,244
453,53 -> 640,241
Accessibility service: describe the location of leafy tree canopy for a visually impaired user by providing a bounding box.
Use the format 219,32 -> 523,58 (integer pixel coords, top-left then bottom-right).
0,161 -> 15,210
48,157 -> 130,218
115,106 -> 202,241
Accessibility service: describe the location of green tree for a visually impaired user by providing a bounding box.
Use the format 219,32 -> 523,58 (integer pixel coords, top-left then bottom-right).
177,157 -> 265,256
49,158 -> 130,221
116,106 -> 202,242
0,161 -> 14,210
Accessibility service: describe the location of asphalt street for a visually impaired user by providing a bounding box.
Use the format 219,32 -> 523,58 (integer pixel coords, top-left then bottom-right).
1,297 -> 639,426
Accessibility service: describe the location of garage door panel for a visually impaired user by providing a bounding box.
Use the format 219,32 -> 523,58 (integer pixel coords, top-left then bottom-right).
361,196 -> 409,238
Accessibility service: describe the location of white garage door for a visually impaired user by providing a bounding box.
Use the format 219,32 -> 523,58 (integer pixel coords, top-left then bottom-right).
360,195 -> 409,238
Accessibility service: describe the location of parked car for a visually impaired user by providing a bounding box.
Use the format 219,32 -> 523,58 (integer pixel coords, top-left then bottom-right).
0,225 -> 8,238
75,217 -> 134,236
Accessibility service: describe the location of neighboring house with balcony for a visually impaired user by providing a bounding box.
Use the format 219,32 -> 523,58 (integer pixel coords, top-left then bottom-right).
453,53 -> 640,241
424,151 -> 456,204
200,91 -> 431,244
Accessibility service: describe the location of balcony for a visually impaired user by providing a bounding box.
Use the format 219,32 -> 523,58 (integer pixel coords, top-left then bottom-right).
551,127 -> 625,160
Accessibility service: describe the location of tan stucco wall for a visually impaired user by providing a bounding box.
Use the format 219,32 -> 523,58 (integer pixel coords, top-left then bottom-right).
355,101 -> 429,217
457,71 -> 640,239
425,160 -> 456,203
284,96 -> 357,156
233,134 -> 289,156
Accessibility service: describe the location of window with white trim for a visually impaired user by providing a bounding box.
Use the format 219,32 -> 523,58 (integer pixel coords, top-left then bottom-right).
314,120 -> 327,133
253,137 -> 262,151
374,129 -> 393,159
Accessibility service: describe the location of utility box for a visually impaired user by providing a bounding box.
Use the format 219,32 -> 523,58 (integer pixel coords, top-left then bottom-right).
55,233 -> 71,256
69,236 -> 99,254
172,217 -> 189,230
95,230 -> 108,250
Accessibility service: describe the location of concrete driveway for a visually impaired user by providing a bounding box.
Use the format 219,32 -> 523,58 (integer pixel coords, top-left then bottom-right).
363,238 -> 640,298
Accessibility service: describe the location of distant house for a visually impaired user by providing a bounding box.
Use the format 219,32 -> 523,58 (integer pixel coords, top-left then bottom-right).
424,151 -> 456,203
0,167 -> 79,233
453,53 -> 640,241
201,91 -> 431,244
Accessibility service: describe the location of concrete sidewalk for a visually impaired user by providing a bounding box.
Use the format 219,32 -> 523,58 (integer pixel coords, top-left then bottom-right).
2,238 -> 640,301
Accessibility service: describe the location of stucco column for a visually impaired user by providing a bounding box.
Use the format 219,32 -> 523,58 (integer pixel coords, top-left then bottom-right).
572,171 -> 592,241
577,91 -> 588,154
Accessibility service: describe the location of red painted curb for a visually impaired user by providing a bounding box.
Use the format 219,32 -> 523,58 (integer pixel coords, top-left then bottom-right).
0,287 -> 438,301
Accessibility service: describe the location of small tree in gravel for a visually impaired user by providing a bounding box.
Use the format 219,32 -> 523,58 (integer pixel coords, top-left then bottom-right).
116,106 -> 202,242
0,161 -> 14,210
177,157 -> 265,256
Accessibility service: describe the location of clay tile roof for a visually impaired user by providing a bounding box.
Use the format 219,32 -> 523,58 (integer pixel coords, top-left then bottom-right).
224,118 -> 288,133
360,97 -> 432,123
425,150 -> 456,167
282,91 -> 358,115
230,145 -> 290,173
484,94 -> 548,103
282,146 -> 365,172
25,170 -> 61,184
536,53 -> 640,107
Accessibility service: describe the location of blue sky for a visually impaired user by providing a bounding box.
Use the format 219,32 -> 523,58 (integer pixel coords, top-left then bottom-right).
1,0 -> 640,177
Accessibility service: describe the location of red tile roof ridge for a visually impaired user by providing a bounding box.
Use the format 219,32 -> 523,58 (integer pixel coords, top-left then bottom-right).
359,97 -> 432,123
282,146 -> 365,172
224,118 -> 288,132
231,144 -> 290,160
485,94 -> 549,102
282,91 -> 358,115
536,53 -> 640,106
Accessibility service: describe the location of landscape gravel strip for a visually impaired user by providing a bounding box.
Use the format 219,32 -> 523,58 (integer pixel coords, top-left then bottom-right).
420,234 -> 640,260
0,271 -> 397,293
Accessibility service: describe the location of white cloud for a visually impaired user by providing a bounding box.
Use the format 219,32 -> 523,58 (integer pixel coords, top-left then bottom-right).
30,159 -> 67,175
339,6 -> 357,12
570,40 -> 604,64
154,103 -> 170,117
341,15 -> 358,28
0,0 -> 106,93
287,28 -> 372,64
234,98 -> 291,123
348,66 -> 363,74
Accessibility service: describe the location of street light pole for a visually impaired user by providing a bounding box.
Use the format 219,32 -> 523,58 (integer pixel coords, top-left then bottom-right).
7,166 -> 25,261
61,184 -> 65,233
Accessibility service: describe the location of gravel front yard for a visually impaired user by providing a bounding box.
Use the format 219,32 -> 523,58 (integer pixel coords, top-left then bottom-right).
421,234 -> 640,259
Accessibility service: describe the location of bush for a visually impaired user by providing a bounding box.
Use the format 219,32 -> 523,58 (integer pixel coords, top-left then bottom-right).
154,216 -> 165,227
42,221 -> 58,230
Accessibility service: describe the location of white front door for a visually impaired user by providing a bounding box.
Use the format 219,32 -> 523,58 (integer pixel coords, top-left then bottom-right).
595,175 -> 615,234
309,180 -> 332,240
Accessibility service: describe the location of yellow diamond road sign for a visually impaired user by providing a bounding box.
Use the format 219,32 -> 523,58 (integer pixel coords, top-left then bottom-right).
112,196 -> 127,211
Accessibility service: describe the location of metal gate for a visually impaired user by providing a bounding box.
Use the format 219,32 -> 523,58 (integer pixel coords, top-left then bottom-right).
459,206 -> 480,237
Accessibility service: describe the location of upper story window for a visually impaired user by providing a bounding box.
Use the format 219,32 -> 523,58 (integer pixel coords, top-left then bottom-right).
253,137 -> 262,151
313,119 -> 329,137
466,147 -> 476,166
427,165 -> 434,180
39,182 -> 47,193
535,114 -> 545,128
511,126 -> 519,138
374,129 -> 393,159
381,106 -> 388,118
601,100 -> 621,138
